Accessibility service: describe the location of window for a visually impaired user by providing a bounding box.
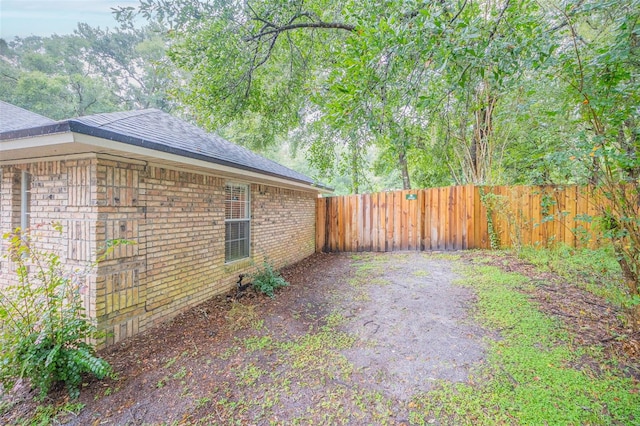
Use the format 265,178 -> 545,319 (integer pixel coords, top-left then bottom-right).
225,183 -> 250,262
20,170 -> 31,231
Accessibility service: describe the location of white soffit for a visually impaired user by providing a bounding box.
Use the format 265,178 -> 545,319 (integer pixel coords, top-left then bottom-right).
0,132 -> 331,193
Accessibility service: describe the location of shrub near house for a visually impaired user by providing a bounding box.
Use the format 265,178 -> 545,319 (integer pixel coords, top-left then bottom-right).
0,226 -> 111,399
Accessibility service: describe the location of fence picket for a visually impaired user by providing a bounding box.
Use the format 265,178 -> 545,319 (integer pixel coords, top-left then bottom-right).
316,185 -> 603,252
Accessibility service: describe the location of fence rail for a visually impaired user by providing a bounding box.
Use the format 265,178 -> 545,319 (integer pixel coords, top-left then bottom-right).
316,185 -> 601,252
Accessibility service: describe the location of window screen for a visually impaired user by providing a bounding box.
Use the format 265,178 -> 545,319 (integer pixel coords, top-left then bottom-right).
225,183 -> 250,262
20,171 -> 31,231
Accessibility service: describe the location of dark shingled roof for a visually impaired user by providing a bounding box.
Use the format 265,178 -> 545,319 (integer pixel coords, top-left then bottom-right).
0,101 -> 56,132
2,107 -> 322,188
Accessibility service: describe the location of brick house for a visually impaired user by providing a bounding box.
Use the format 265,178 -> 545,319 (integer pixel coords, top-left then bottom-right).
0,101 -> 329,345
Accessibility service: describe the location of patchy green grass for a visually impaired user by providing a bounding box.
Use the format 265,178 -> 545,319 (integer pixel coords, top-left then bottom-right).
278,326 -> 355,378
243,335 -> 274,352
408,263 -> 640,425
9,250 -> 637,425
186,312 -> 396,425
349,253 -> 394,291
233,364 -> 267,387
11,402 -> 85,426
225,302 -> 260,331
518,244 -> 628,307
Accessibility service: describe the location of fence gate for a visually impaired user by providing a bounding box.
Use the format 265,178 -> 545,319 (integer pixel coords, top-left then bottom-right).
315,185 -> 600,253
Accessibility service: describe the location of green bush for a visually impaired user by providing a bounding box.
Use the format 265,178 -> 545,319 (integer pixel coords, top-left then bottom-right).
0,224 -> 114,399
250,260 -> 289,298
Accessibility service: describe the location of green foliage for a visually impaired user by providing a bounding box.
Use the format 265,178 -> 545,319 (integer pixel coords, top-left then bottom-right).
409,263 -> 640,425
519,244 -> 628,308
125,0 -> 562,190
250,260 -> 289,298
479,189 -> 508,250
0,226 -> 114,399
0,24 -> 175,118
552,0 -> 640,326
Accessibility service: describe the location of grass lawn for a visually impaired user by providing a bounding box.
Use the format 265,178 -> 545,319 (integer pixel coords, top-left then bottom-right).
1,247 -> 639,425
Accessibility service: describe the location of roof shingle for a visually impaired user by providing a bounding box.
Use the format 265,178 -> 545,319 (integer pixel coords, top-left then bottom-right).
0,104 -> 323,188
0,101 -> 56,132
69,109 -> 315,185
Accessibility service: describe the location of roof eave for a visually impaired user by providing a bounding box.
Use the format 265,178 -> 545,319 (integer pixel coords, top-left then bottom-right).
66,121 -> 326,190
1,120 -> 331,193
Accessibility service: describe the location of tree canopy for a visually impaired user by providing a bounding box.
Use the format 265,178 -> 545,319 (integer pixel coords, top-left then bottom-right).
116,0 -> 635,194
0,23 -> 176,119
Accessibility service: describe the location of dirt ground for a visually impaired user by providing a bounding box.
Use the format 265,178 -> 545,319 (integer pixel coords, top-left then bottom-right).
1,251 -> 638,425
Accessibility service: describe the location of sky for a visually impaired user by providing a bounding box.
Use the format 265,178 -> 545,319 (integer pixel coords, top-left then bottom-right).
0,0 -> 140,39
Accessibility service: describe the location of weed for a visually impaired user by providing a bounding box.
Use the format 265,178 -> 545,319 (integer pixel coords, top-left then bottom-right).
156,376 -> 168,389
220,345 -> 241,360
0,226 -> 116,399
250,260 -> 289,298
243,335 -> 274,352
0,399 -> 14,417
408,262 -> 640,425
234,364 -> 266,387
173,366 -> 187,380
24,402 -> 85,426
180,385 -> 191,397
252,319 -> 265,331
325,311 -> 345,328
163,355 -> 179,369
278,327 -> 355,380
195,396 -> 211,409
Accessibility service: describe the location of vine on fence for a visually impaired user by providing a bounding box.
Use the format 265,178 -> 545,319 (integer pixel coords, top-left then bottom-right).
480,188 -> 521,251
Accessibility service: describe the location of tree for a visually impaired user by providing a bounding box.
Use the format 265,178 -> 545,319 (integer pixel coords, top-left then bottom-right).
124,0 -> 555,191
552,0 -> 640,328
0,35 -> 118,118
74,23 -> 177,111
0,23 -> 176,118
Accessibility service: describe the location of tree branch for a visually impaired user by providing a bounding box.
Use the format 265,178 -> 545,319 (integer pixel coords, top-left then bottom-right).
244,21 -> 355,42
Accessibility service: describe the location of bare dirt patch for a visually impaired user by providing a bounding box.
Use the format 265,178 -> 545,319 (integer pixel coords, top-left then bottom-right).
1,251 -> 488,425
4,250 -> 636,425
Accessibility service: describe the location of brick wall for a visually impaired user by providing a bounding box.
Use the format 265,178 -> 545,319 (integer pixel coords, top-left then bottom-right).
1,157 -> 317,346
251,183 -> 316,268
94,158 -> 146,345
0,159 -> 98,316
135,165 -> 317,341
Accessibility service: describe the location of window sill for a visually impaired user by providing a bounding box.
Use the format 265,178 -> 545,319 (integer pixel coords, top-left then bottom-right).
224,257 -> 252,273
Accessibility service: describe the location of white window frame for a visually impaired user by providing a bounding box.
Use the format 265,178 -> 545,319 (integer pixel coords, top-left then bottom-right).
20,170 -> 31,231
224,183 -> 251,263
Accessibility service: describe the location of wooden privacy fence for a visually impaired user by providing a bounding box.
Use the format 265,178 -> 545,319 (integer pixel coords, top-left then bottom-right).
315,185 -> 603,252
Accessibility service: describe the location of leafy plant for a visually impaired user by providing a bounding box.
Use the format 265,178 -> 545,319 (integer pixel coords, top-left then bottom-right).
250,260 -> 289,298
408,261 -> 640,425
518,243 -> 626,307
0,224 -> 119,399
554,0 -> 640,329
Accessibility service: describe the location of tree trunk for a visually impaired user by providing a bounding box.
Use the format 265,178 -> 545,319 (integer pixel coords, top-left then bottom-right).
350,144 -> 360,194
399,150 -> 411,189
470,84 -> 495,184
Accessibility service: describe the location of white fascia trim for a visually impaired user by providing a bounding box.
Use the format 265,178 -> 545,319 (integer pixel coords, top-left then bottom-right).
0,152 -> 96,165
72,133 -> 328,193
0,132 -> 74,151
1,131 -> 331,193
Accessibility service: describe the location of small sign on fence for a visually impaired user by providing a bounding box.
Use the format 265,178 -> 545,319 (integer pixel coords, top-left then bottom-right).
406,193 -> 417,200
